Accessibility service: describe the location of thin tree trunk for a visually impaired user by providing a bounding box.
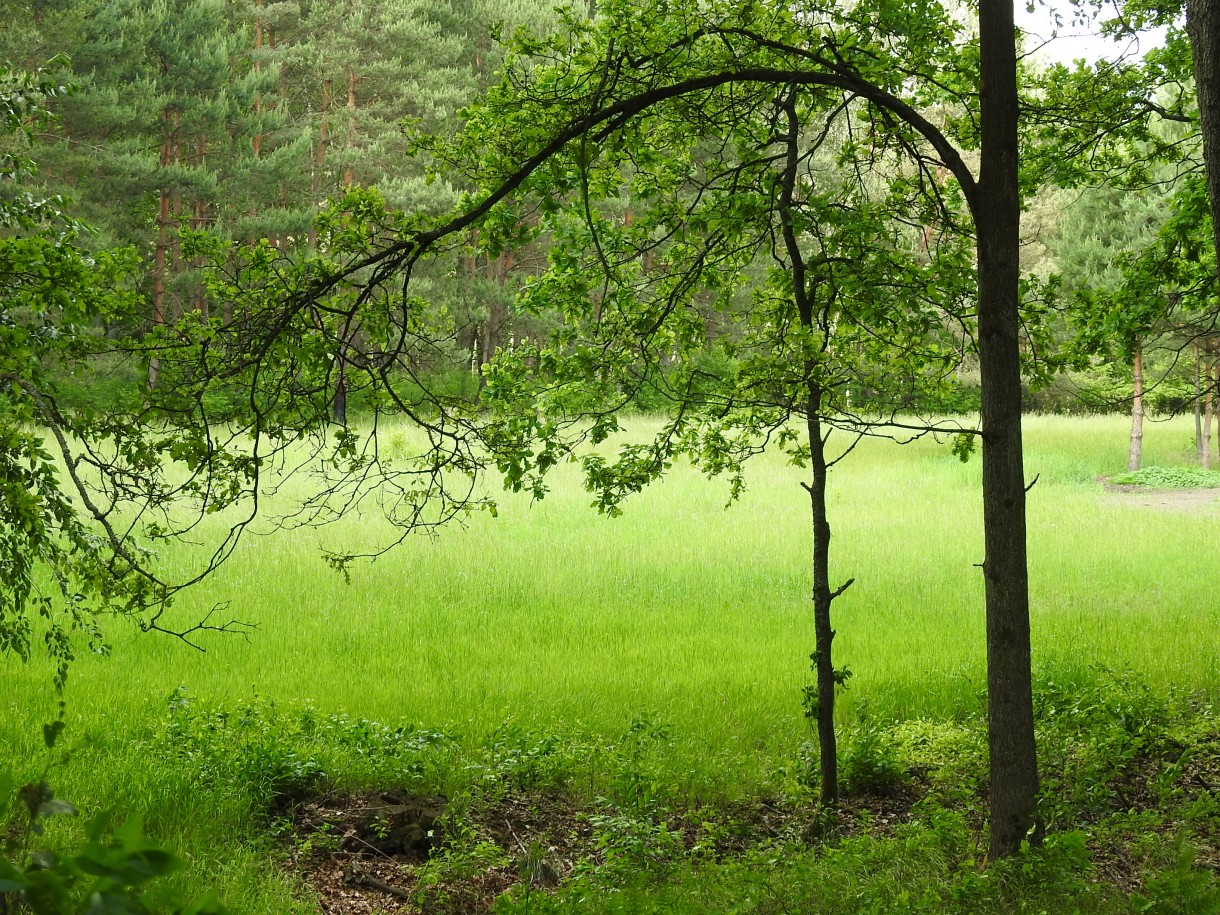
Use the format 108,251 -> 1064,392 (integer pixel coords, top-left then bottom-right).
191,138 -> 208,318
1129,344 -> 1144,473
149,112 -> 173,389
343,68 -> 356,188
310,78 -> 332,248
1205,343 -> 1215,470
806,391 -> 840,806
253,0 -> 264,158
976,0 -> 1039,859
1196,342 -> 1205,461
479,251 -> 513,371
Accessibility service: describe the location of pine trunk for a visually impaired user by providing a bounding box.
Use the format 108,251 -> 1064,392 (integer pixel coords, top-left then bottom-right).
191,138 -> 208,317
1196,343 -> 1205,461
149,114 -> 174,390
343,68 -> 356,188
310,78 -> 333,248
1205,345 -> 1215,470
253,0 -> 264,158
976,0 -> 1039,859
1129,345 -> 1144,473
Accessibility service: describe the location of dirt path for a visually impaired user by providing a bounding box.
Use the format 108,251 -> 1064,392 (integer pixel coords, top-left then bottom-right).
1098,483 -> 1220,513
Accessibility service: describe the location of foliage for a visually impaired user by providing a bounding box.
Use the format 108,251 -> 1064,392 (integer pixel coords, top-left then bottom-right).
0,60 -> 164,688
1108,465 -> 1220,486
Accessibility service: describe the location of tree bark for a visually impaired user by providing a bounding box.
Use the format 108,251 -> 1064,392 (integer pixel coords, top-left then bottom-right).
191,138 -> 209,318
309,77 -> 333,249
806,391 -> 839,806
1196,343 -> 1205,461
253,0 -> 264,158
1129,344 -> 1144,473
976,0 -> 1039,859
1187,0 -> 1220,275
149,109 -> 174,390
1205,343 -> 1216,469
343,68 -> 357,188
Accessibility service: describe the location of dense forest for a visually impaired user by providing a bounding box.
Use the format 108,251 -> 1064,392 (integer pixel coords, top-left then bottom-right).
4,0 -> 1218,428
4,0 -> 1220,911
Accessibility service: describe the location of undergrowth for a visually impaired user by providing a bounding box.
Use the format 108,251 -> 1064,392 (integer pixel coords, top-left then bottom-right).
1108,465 -> 1220,488
32,669 -> 1208,914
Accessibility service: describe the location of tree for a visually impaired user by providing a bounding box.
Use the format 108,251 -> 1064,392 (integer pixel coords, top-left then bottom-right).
1055,184 -> 1173,469
472,73 -> 978,805
188,0 -> 1039,855
5,0 -> 1047,856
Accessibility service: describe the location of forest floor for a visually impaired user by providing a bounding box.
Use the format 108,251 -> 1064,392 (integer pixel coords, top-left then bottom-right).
286,787 -> 934,914
278,701 -> 1220,914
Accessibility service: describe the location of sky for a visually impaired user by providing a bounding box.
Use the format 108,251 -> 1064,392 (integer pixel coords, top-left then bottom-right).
1014,0 -> 1171,65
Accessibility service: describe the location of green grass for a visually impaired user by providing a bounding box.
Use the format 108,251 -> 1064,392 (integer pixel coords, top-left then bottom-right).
3,413 -> 1219,911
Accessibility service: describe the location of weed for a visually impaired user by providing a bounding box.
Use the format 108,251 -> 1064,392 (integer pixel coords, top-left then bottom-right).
1108,465 -> 1220,488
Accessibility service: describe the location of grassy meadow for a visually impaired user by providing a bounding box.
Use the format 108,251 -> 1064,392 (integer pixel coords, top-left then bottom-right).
3,413 -> 1219,911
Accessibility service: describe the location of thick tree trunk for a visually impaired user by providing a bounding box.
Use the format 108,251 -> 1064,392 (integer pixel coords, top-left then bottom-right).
1187,0 -> 1220,275
1129,345 -> 1144,473
976,0 -> 1039,859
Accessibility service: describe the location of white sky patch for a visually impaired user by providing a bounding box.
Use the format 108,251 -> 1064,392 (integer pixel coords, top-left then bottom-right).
1015,0 -> 1170,65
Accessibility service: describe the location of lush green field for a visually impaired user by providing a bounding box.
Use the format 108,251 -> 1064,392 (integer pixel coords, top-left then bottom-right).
3,414 -> 1218,911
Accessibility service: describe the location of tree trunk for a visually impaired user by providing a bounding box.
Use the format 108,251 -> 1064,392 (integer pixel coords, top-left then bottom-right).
1129,344 -> 1144,473
310,77 -> 333,248
332,369 -> 347,425
191,138 -> 209,318
149,112 -> 174,390
343,68 -> 356,188
1205,343 -> 1216,470
1196,343 -> 1205,461
779,96 -> 847,807
253,0 -> 264,158
1186,0 -> 1220,276
976,0 -> 1039,859
806,391 -> 839,807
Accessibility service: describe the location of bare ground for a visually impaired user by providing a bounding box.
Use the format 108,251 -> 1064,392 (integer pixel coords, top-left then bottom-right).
1098,482 -> 1220,513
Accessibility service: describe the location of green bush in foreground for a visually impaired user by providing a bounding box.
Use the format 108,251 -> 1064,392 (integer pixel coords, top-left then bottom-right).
0,725 -> 227,915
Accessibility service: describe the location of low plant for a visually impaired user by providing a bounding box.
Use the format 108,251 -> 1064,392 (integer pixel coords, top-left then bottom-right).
1,725 -> 227,914
1108,465 -> 1220,488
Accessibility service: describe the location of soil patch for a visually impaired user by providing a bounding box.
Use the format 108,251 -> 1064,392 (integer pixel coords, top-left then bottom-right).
1098,480 -> 1220,513
283,788 -> 922,914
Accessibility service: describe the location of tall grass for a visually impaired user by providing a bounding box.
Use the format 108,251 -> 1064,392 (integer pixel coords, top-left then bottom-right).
2,414 -> 1216,907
